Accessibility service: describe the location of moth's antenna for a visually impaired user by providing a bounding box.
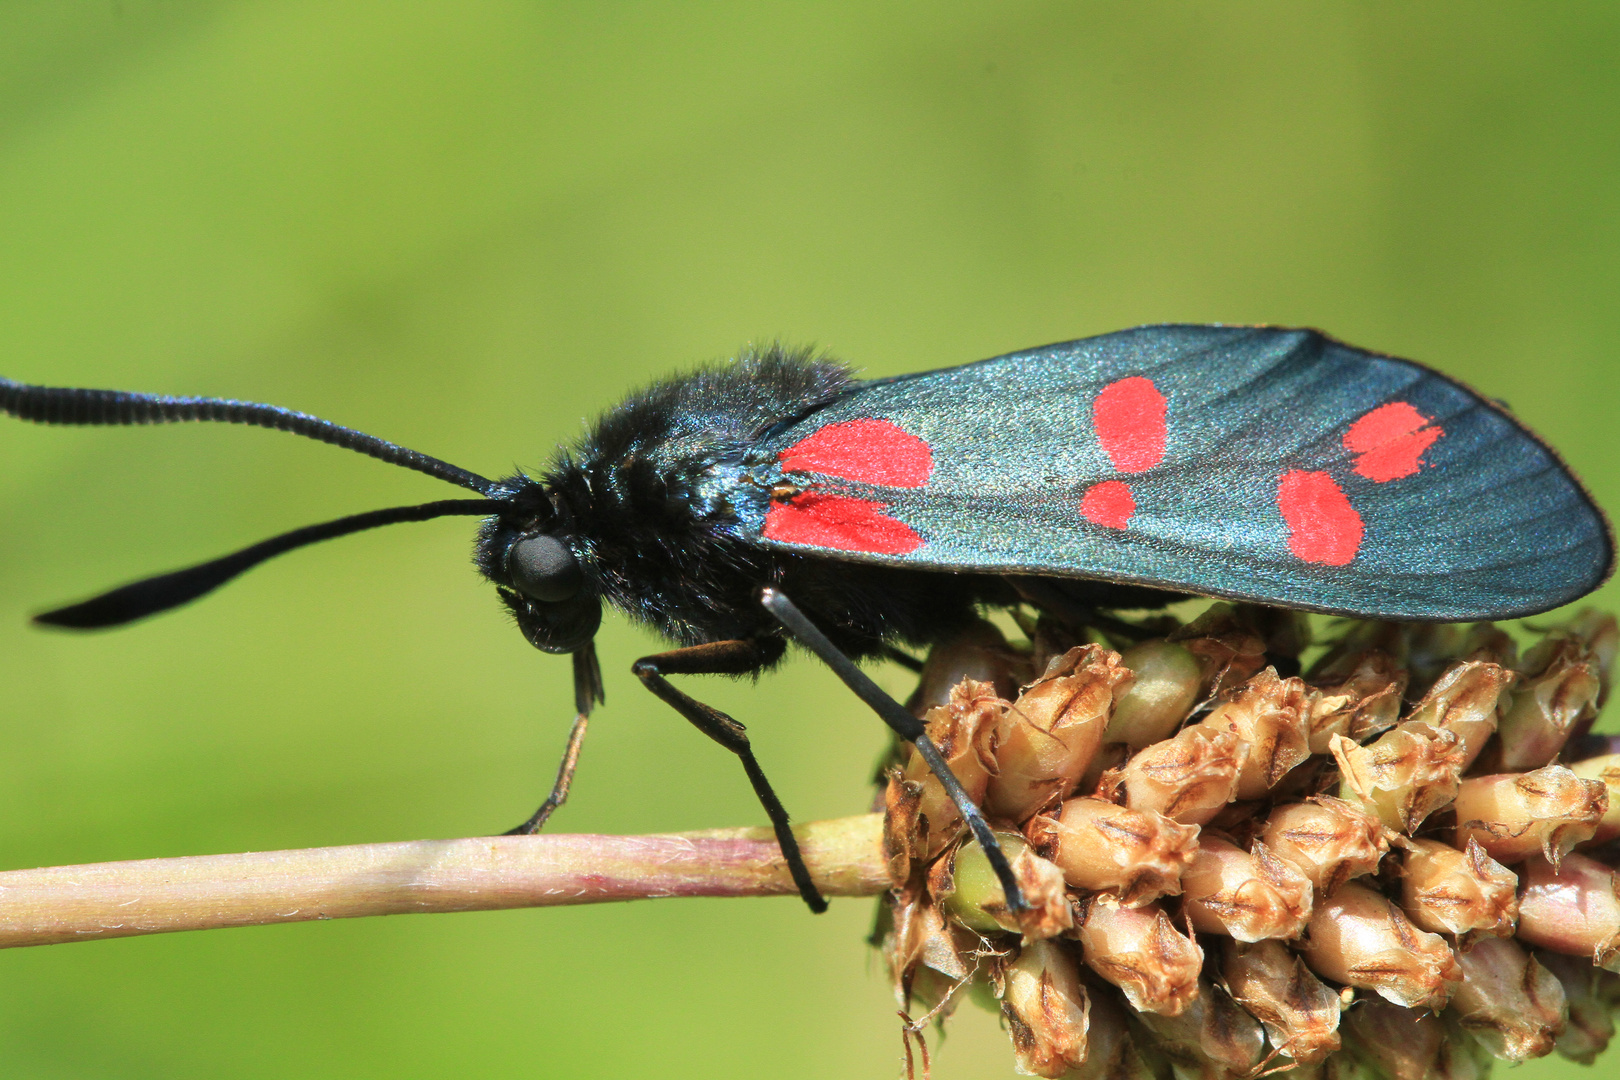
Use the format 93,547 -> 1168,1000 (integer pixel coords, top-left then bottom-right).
0,376 -> 498,496
35,499 -> 497,629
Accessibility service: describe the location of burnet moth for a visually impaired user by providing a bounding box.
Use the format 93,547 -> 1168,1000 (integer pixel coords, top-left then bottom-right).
3,324 -> 1612,914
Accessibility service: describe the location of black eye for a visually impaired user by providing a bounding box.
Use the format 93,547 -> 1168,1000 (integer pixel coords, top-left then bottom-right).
506,534 -> 583,603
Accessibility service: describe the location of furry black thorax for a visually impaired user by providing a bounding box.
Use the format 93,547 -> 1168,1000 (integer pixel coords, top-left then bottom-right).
474,346 -> 1015,661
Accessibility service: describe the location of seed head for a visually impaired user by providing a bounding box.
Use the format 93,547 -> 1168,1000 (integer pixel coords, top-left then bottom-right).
876,607 -> 1620,1078
1452,765 -> 1608,868
1299,881 -> 1462,1010
1331,721 -> 1467,833
1070,894 -> 1203,1016
1030,797 -> 1200,907
1181,836 -> 1314,942
1448,936 -> 1568,1062
1260,796 -> 1389,896
1095,724 -> 1248,826
1396,837 -> 1518,941
1221,939 -> 1341,1064
985,645 -> 1132,821
999,939 -> 1091,1078
1198,668 -> 1313,800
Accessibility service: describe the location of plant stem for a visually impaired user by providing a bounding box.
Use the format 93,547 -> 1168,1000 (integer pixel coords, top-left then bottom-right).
0,813 -> 888,949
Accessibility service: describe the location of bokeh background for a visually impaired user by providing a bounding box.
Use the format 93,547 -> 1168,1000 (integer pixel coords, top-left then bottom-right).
0,3 -> 1617,1077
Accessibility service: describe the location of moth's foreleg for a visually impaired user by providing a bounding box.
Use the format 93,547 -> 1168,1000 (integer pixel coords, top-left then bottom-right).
505,646 -> 605,837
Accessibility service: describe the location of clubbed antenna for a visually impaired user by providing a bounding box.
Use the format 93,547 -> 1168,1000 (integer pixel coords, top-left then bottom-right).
34,500 -> 498,629
0,375 -> 498,496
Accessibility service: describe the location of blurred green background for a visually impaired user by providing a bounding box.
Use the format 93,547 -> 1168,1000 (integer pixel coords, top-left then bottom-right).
1,2 -> 1617,1077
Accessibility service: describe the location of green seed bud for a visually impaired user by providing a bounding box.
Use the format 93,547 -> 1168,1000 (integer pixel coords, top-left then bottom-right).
1105,640 -> 1202,749
940,830 -> 1029,934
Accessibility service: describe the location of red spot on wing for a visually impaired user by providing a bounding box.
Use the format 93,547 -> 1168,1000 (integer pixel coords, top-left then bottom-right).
1093,377 -> 1167,473
1277,470 -> 1363,566
1080,481 -> 1135,529
778,418 -> 933,487
763,493 -> 923,555
1343,401 -> 1444,483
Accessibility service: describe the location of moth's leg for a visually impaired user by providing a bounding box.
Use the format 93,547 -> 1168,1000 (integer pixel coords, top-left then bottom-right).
504,711 -> 590,836
880,643 -> 925,672
759,587 -> 1028,913
1005,575 -> 1152,643
631,637 -> 828,914
506,646 -> 606,837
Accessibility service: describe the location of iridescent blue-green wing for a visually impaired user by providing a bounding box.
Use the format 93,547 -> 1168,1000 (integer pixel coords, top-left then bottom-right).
735,324 -> 1611,620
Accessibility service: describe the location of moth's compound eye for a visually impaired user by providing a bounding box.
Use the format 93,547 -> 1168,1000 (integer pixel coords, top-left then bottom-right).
506,534 -> 582,603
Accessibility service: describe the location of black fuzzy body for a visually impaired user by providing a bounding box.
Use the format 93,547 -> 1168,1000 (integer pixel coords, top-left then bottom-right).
477,348 -> 1020,662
